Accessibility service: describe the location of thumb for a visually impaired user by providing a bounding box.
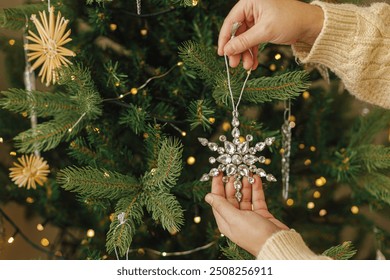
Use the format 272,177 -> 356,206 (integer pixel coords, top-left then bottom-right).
224,25 -> 267,56
205,193 -> 239,219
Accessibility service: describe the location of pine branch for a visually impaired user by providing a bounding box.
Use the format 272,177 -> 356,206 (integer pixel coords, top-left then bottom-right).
106,196 -> 144,257
355,145 -> 390,173
171,0 -> 195,6
220,239 -> 254,260
360,172 -> 390,206
0,4 -> 46,30
144,125 -> 164,170
58,64 -> 103,120
178,41 -> 224,87
13,114 -> 82,153
349,108 -> 390,148
213,71 -> 310,105
142,190 -> 184,233
119,103 -> 150,135
57,166 -> 140,200
0,88 -> 78,117
187,99 -> 215,131
322,241 -> 356,260
143,137 -> 183,189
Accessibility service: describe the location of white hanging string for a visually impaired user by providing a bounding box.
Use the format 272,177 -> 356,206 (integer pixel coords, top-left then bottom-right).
223,22 -> 253,113
113,212 -> 130,260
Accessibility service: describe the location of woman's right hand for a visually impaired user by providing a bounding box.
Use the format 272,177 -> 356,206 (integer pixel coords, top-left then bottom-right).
218,0 -> 324,70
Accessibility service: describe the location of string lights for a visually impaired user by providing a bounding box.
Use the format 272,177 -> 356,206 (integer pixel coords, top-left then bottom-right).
103,61 -> 183,103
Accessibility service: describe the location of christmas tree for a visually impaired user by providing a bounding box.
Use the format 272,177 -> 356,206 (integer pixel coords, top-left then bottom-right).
0,0 -> 389,260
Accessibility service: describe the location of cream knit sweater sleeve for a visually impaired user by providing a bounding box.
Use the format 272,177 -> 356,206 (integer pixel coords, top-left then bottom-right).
256,230 -> 331,260
292,1 -> 390,109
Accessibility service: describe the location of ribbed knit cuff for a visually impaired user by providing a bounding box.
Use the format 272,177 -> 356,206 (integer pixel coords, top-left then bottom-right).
256,230 -> 331,260
292,1 -> 358,67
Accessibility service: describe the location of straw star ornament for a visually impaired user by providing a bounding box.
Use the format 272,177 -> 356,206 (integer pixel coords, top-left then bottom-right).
25,7 -> 76,86
9,154 -> 50,190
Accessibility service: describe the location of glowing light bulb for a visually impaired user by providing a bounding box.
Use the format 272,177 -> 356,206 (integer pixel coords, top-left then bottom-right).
130,88 -> 138,95
208,117 -> 215,124
181,131 -> 187,137
177,61 -> 183,66
9,39 -> 15,46
8,237 -> 15,244
37,223 -> 44,231
41,238 -> 50,247
222,121 -> 231,131
307,202 -> 315,209
187,156 -> 196,165
87,229 -> 95,238
194,216 -> 201,224
302,91 -> 310,99
313,191 -> 321,199
0,137 -> 3,143
109,23 -> 117,31
351,206 -> 359,214
140,28 -> 148,36
274,53 -> 282,60
315,176 -> 327,187
286,198 -> 294,206
319,209 -> 327,216
162,252 -> 167,257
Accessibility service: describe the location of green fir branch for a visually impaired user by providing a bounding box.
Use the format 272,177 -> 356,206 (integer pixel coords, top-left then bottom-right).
0,4 -> 45,30
58,64 -> 103,120
349,108 -> 390,148
0,88 -> 78,117
355,145 -> 390,173
360,173 -> 390,206
119,103 -> 150,135
187,99 -> 214,131
171,0 -> 197,6
322,241 -> 356,260
178,41 -> 224,86
142,190 -> 184,233
57,166 -> 140,200
13,114 -> 82,153
144,125 -> 164,170
220,239 -> 254,260
143,138 -> 183,189
213,71 -> 310,105
106,196 -> 144,257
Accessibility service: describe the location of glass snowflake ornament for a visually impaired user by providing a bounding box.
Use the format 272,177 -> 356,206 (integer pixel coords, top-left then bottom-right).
198,111 -> 277,202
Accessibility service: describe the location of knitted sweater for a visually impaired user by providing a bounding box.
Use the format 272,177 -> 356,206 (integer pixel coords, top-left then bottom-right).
257,1 -> 390,260
292,1 -> 390,109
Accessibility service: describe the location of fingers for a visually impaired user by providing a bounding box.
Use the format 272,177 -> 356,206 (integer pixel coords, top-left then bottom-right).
251,175 -> 268,212
240,177 -> 253,210
217,1 -> 247,56
211,172 -> 226,197
225,176 -> 240,209
205,193 -> 240,235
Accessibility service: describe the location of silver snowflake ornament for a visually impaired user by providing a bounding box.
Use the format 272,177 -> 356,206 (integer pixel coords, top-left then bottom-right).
198,112 -> 277,202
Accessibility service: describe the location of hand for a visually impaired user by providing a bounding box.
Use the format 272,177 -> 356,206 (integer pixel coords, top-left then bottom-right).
205,173 -> 288,257
218,0 -> 324,70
